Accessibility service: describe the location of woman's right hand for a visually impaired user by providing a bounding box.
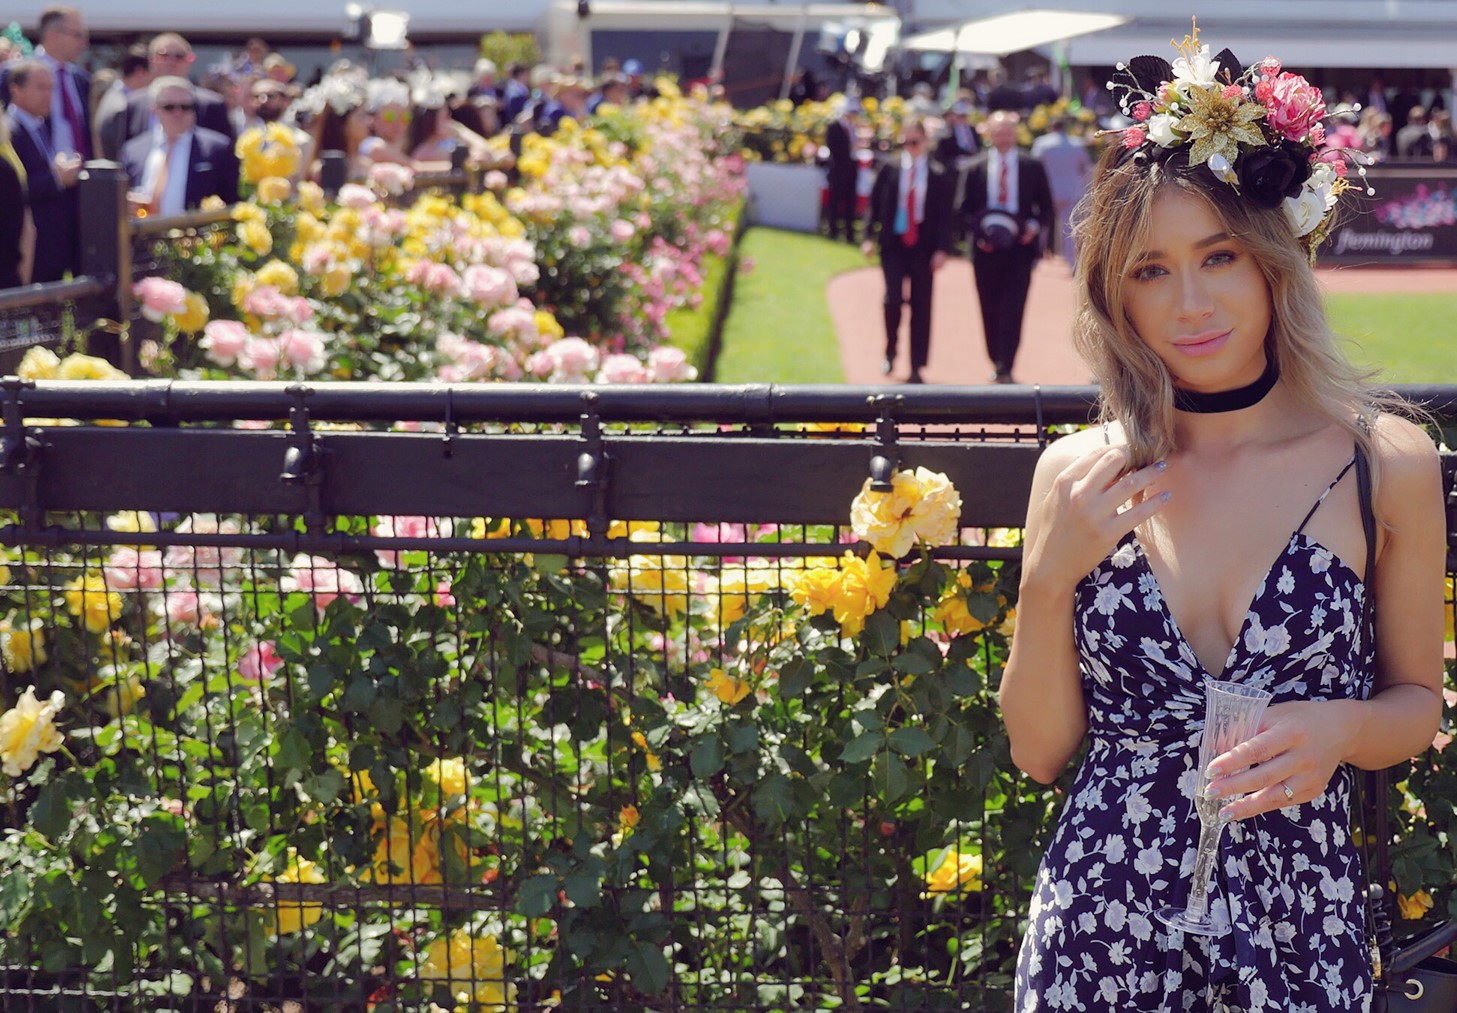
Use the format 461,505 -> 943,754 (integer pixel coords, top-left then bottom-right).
1021,446 -> 1170,594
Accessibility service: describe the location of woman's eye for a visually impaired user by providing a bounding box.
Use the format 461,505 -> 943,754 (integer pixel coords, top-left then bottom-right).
1132,264 -> 1165,281
1205,250 -> 1237,267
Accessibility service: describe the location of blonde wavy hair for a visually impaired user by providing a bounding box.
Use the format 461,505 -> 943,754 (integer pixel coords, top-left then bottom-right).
1071,143 -> 1406,474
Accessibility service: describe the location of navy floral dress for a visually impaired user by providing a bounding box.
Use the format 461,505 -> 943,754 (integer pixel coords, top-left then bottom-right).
1015,457 -> 1375,1012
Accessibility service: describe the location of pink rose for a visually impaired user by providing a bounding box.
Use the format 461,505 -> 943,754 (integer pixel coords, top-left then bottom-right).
433,579 -> 455,608
461,264 -> 518,308
280,553 -> 364,609
237,640 -> 284,682
200,320 -> 250,367
568,225 -> 592,248
368,161 -> 415,195
525,350 -> 555,378
704,228 -> 730,256
239,336 -> 281,379
648,345 -> 697,383
167,590 -> 202,625
1122,127 -> 1146,148
104,547 -> 165,590
277,329 -> 328,374
337,183 -> 377,209
370,515 -> 450,567
609,219 -> 636,243
1263,72 -> 1326,141
1132,101 -> 1152,122
545,337 -> 600,381
597,353 -> 648,384
242,285 -> 292,321
133,277 -> 189,321
484,169 -> 508,191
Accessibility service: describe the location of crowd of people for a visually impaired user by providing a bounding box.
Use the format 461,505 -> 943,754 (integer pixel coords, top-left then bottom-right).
0,5 -> 663,290
825,60 -> 1453,387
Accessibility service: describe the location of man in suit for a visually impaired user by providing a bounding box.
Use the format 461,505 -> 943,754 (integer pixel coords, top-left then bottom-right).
860,117 -> 955,384
934,99 -> 979,169
959,110 -> 1052,384
5,58 -> 80,281
91,44 -> 151,159
32,5 -> 90,160
121,76 -> 239,217
823,97 -> 861,243
99,33 -> 233,160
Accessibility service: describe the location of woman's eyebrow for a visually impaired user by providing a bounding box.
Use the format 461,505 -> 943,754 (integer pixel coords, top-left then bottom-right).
1133,232 -> 1233,262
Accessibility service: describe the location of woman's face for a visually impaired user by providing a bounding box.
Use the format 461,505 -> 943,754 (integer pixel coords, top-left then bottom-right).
1122,189 -> 1273,394
375,102 -> 409,141
346,107 -> 372,144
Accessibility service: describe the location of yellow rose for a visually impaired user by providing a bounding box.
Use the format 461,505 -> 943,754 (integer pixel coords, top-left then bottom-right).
428,757 -> 469,797
607,533 -> 691,619
630,730 -> 662,771
370,814 -> 443,884
850,467 -> 963,558
17,346 -> 60,380
296,180 -> 326,214
706,667 -> 751,705
2,620 -> 47,673
231,201 -> 267,226
230,273 -> 256,309
788,565 -> 841,618
255,176 -> 292,204
57,353 -> 127,381
199,194 -> 227,212
1444,576 -> 1454,642
420,928 -> 516,1009
255,260 -> 299,295
830,550 -> 897,638
534,310 -> 565,341
238,220 -> 273,257
98,672 -> 146,718
921,849 -> 983,898
319,263 -> 351,298
267,849 -> 327,935
0,686 -> 65,776
63,573 -> 124,633
169,291 -> 210,334
1398,889 -> 1435,921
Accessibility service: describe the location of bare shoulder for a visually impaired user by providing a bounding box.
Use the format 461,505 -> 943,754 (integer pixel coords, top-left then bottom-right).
1035,424 -> 1121,477
1370,413 -> 1443,523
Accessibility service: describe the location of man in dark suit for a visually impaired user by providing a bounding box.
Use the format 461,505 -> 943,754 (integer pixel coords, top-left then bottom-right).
99,33 -> 234,161
959,110 -> 1052,384
860,118 -> 955,384
120,77 -> 238,216
933,99 -> 979,169
5,58 -> 81,282
823,97 -> 861,243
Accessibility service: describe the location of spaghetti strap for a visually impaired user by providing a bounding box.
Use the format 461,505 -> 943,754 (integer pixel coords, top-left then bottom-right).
1294,452 -> 1358,534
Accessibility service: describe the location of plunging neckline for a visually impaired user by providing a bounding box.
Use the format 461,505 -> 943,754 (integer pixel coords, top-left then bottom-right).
1129,530 -> 1364,681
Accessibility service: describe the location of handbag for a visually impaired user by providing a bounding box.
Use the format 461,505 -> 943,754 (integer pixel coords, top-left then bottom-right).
1354,444 -> 1457,1012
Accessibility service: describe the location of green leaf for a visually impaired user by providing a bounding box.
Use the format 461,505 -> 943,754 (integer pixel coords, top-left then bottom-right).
30,774 -> 81,839
864,610 -> 901,657
723,722 -> 758,755
136,818 -> 187,888
752,772 -> 796,826
626,940 -> 671,996
872,752 -> 909,802
690,736 -> 725,779
275,724 -> 311,771
563,869 -> 602,909
888,727 -> 933,757
778,657 -> 814,698
839,731 -> 881,764
891,652 -> 934,675
340,675 -> 378,713
518,874 -> 557,917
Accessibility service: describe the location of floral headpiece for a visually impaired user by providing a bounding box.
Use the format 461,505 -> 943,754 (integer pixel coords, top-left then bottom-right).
296,73 -> 366,118
1105,21 -> 1373,259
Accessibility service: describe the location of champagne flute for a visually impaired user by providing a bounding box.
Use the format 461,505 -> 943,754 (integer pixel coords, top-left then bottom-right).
1157,678 -> 1273,937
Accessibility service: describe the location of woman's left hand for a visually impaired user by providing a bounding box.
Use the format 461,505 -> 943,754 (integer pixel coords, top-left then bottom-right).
1203,699 -> 1363,820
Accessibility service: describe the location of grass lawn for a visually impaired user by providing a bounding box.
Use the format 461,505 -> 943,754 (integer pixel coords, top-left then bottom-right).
712,227 -> 865,383
1326,292 -> 1457,384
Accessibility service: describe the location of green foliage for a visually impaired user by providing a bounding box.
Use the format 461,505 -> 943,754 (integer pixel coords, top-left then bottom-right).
478,30 -> 540,71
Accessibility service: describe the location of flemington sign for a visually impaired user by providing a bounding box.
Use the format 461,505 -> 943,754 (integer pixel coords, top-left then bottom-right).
1322,166 -> 1457,264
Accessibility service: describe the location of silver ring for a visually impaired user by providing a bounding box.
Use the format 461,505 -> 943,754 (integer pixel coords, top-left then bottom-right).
1281,781 -> 1295,803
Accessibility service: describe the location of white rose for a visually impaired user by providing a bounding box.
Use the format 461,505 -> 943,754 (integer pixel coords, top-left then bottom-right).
1283,185 -> 1329,237
1146,113 -> 1181,147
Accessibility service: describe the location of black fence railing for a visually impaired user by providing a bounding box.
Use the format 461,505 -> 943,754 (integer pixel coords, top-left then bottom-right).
0,383 -> 1451,1012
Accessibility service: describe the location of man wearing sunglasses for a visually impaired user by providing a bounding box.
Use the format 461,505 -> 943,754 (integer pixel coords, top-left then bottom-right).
120,76 -> 238,216
860,118 -> 955,384
99,33 -> 234,160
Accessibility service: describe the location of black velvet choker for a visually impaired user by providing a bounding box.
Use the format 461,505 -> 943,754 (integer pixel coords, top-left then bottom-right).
1172,359 -> 1280,414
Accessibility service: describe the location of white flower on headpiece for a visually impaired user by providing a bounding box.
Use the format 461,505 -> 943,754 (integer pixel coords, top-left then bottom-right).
1146,113 -> 1181,147
296,74 -> 365,117
366,78 -> 411,112
1171,45 -> 1221,90
1283,163 -> 1339,237
1206,153 -> 1238,186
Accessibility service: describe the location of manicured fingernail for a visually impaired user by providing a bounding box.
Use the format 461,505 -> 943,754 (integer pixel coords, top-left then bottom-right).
1219,806 -> 1239,822
1155,459 -> 1167,471
1205,764 -> 1220,779
1203,783 -> 1221,798
1160,491 -> 1173,502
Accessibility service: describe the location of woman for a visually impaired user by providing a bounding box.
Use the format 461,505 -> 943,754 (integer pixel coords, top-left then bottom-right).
404,96 -> 492,169
1000,33 -> 1445,1011
300,75 -> 373,184
359,78 -> 415,168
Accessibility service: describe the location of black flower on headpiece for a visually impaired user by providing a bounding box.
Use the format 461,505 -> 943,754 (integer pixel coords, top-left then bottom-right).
1235,142 -> 1313,209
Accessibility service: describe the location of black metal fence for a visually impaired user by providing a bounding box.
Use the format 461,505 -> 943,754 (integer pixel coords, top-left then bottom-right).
0,382 -> 1452,1012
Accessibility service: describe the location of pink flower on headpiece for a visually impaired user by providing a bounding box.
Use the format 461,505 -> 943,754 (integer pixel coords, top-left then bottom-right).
1263,72 -> 1326,142
1123,127 -> 1147,148
1221,84 -> 1243,101
1132,101 -> 1152,122
1261,56 -> 1282,76
1255,79 -> 1274,103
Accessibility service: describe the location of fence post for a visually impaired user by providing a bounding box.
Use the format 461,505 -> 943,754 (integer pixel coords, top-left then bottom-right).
75,161 -> 132,372
319,151 -> 348,196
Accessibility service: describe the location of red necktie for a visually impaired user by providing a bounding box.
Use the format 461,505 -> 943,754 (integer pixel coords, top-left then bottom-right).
58,67 -> 90,159
903,170 -> 919,248
997,156 -> 1009,208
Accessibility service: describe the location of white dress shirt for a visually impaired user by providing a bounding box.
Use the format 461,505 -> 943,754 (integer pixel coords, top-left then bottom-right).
986,148 -> 1019,213
140,127 -> 193,216
897,152 -> 928,228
